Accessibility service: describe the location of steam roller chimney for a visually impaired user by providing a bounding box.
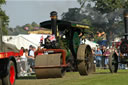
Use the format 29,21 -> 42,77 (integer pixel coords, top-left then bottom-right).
0,18 -> 3,52
50,11 -> 57,38
124,9 -> 128,40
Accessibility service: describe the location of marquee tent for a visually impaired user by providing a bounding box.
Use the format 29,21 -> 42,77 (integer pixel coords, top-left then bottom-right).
3,34 -> 48,49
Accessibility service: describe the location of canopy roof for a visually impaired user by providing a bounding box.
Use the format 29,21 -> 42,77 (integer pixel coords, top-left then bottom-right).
40,20 -> 90,31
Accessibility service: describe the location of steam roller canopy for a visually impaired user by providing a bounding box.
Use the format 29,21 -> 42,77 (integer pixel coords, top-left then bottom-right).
35,53 -> 64,79
77,44 -> 93,75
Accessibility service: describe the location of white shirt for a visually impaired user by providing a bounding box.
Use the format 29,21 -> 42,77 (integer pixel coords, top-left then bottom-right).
29,50 -> 34,57
20,53 -> 27,61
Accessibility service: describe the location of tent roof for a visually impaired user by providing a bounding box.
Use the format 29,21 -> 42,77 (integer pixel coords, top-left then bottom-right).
3,34 -> 48,49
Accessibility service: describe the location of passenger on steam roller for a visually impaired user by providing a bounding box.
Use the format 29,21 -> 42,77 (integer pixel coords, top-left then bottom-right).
44,35 -> 51,48
40,34 -> 44,47
42,34 -> 56,49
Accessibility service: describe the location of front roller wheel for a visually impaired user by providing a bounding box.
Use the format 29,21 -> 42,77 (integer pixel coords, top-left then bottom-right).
109,52 -> 118,73
2,61 -> 16,85
77,44 -> 93,75
35,54 -> 65,79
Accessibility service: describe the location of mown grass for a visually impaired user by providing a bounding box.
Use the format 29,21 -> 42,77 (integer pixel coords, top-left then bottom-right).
16,69 -> 128,85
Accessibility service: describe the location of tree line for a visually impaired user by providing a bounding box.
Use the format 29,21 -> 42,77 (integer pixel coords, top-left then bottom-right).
8,22 -> 39,35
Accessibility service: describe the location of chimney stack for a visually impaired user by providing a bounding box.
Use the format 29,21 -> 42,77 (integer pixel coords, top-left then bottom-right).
50,11 -> 57,38
124,9 -> 128,39
0,18 -> 3,52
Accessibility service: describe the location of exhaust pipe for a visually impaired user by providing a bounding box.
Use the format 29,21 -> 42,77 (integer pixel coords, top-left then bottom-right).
0,18 -> 3,52
50,11 -> 57,38
124,10 -> 128,40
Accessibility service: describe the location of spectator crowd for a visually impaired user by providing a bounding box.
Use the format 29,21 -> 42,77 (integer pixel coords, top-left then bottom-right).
92,46 -> 111,69
92,45 -> 128,69
16,45 -> 36,77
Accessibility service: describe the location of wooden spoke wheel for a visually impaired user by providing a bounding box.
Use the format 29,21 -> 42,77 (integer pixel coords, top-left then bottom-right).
77,44 -> 93,75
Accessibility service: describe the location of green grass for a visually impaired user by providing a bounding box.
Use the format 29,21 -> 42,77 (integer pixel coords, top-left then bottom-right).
16,69 -> 128,85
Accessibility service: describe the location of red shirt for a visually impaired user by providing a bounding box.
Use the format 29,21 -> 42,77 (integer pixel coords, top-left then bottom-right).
103,50 -> 110,58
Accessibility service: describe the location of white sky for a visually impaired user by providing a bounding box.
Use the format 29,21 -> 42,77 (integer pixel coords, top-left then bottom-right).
2,0 -> 80,28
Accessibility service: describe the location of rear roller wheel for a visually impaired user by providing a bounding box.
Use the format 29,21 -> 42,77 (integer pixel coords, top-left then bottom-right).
2,61 -> 16,85
77,44 -> 93,75
109,52 -> 118,73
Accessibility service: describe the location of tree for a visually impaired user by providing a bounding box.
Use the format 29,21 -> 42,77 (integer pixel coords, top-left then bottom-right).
61,7 -> 94,40
91,0 -> 128,13
77,0 -> 128,43
23,24 -> 33,30
0,0 -> 9,35
0,0 -> 6,4
62,8 -> 86,22
31,21 -> 39,27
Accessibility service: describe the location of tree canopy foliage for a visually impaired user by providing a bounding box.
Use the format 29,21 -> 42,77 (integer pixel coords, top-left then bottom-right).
0,0 -> 9,35
61,0 -> 128,45
76,0 -> 128,34
0,0 -> 6,4
84,0 -> 128,41
62,8 -> 85,22
91,0 -> 128,13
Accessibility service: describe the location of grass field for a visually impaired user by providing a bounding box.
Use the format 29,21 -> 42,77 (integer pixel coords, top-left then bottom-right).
16,69 -> 128,85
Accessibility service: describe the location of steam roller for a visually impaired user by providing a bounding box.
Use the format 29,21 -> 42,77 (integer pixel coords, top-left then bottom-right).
34,11 -> 95,79
35,49 -> 66,79
35,54 -> 62,78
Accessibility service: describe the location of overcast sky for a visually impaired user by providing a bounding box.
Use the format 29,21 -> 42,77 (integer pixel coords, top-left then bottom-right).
2,0 -> 80,28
